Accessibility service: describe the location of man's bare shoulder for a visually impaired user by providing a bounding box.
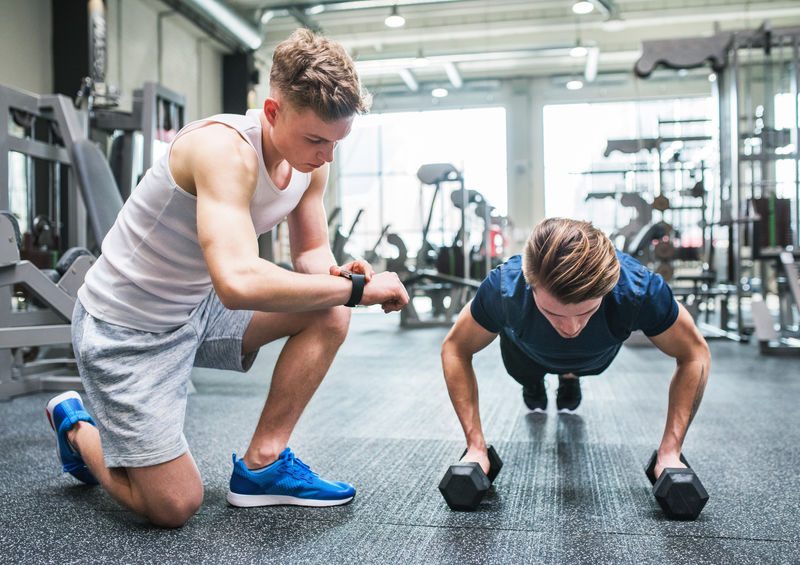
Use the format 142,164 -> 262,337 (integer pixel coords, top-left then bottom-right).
171,123 -> 258,195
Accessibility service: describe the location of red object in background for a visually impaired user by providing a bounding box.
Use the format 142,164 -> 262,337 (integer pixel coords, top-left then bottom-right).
489,225 -> 505,258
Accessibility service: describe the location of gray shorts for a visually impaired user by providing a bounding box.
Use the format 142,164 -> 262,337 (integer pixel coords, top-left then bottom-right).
72,291 -> 257,468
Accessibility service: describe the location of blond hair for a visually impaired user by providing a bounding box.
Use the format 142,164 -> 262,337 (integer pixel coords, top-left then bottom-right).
522,218 -> 620,303
270,29 -> 371,121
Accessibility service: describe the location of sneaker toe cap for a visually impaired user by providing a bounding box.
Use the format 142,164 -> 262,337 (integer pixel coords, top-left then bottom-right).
324,480 -> 355,499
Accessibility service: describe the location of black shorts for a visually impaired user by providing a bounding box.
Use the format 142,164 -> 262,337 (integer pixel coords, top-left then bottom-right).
499,332 -> 619,388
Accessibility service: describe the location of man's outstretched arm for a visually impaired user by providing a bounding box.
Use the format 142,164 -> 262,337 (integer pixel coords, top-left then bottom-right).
441,302 -> 499,475
648,303 -> 711,479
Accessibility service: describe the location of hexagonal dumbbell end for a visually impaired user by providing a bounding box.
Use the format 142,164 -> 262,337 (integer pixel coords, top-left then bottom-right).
438,463 -> 491,511
644,450 -> 691,485
652,468 -> 709,520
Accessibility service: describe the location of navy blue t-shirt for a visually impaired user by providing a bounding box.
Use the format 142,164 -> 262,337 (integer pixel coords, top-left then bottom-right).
470,251 -> 679,373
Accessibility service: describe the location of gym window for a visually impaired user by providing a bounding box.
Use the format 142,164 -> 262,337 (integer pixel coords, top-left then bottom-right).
336,107 -> 508,260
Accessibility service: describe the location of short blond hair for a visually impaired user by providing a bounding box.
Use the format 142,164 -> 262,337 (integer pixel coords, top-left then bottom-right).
522,218 -> 620,303
270,29 -> 371,121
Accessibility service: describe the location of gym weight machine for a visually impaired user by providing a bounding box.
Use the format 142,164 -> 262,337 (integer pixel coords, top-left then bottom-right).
0,83 -> 124,399
383,163 -> 506,328
635,22 -> 800,349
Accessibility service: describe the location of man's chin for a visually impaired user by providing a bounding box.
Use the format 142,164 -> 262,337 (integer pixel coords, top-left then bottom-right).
557,331 -> 581,339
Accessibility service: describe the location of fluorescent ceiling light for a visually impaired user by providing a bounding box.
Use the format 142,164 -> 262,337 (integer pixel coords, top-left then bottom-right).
432,87 -> 449,98
566,79 -> 584,90
260,10 -> 275,25
307,4 -> 325,15
385,5 -> 405,28
602,17 -> 625,32
413,52 -> 429,67
572,1 -> 594,15
570,45 -> 588,58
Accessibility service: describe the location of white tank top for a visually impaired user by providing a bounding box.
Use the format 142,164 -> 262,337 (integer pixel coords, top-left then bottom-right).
78,109 -> 312,332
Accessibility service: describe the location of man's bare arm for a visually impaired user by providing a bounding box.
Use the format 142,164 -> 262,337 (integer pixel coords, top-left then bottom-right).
441,302 -> 499,474
286,165 -> 338,275
190,127 -> 353,312
648,303 -> 711,477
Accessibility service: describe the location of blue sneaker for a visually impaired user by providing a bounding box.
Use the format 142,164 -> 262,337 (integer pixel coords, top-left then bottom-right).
226,448 -> 355,507
45,391 -> 98,485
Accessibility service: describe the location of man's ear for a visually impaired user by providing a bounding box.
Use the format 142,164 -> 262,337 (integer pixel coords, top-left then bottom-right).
263,97 -> 279,126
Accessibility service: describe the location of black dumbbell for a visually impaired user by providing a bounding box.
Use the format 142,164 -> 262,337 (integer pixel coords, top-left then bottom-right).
644,450 -> 708,520
438,445 -> 503,511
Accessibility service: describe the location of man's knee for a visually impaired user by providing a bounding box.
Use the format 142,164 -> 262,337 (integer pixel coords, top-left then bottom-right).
128,456 -> 204,529
145,490 -> 204,529
312,306 -> 351,344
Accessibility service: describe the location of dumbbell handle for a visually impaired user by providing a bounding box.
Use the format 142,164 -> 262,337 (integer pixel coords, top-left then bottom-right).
458,444 -> 503,483
644,450 -> 690,485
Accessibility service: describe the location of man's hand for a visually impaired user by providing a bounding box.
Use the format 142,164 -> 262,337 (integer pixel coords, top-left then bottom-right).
461,444 -> 490,476
330,260 -> 375,282
358,271 -> 409,312
654,450 -> 687,480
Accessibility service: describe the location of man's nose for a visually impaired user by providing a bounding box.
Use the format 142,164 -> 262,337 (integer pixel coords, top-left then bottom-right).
561,319 -> 581,336
320,142 -> 335,163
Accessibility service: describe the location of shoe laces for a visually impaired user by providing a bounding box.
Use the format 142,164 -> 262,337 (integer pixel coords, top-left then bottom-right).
281,450 -> 318,482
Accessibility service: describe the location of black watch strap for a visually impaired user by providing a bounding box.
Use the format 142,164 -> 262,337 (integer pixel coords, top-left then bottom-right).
341,271 -> 366,307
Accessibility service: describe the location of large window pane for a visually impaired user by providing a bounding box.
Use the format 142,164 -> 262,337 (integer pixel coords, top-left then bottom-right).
337,107 -> 507,260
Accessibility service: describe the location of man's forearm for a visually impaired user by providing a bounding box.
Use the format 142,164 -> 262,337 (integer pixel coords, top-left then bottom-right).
292,245 -> 337,275
441,348 -> 486,449
659,358 -> 710,455
220,256 -> 351,312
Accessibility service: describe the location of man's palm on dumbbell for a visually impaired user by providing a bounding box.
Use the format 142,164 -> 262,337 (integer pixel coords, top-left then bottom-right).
654,451 -> 687,479
461,445 -> 490,476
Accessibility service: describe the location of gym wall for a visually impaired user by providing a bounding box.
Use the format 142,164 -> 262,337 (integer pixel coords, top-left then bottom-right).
0,0 -> 224,121
105,0 -> 224,121
0,0 -> 53,94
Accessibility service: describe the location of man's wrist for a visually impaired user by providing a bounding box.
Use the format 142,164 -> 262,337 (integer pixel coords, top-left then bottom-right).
339,269 -> 365,307
465,432 -> 487,451
658,441 -> 682,458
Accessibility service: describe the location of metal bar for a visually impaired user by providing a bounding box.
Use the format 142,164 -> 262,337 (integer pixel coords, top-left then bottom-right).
794,35 -> 800,248
0,86 -> 10,211
460,177 -> 468,280
0,374 -> 44,401
0,324 -> 72,348
142,83 -> 156,173
727,46 -> 744,337
0,84 -> 41,114
7,309 -> 64,327
0,261 -> 75,318
39,95 -> 87,155
6,137 -> 70,164
781,251 -> 800,313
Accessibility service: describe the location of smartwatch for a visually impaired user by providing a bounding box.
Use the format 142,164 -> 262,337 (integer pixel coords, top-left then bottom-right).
339,269 -> 365,307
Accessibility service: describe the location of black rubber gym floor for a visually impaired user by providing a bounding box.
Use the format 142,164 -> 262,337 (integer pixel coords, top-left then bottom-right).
2,312 -> 799,564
